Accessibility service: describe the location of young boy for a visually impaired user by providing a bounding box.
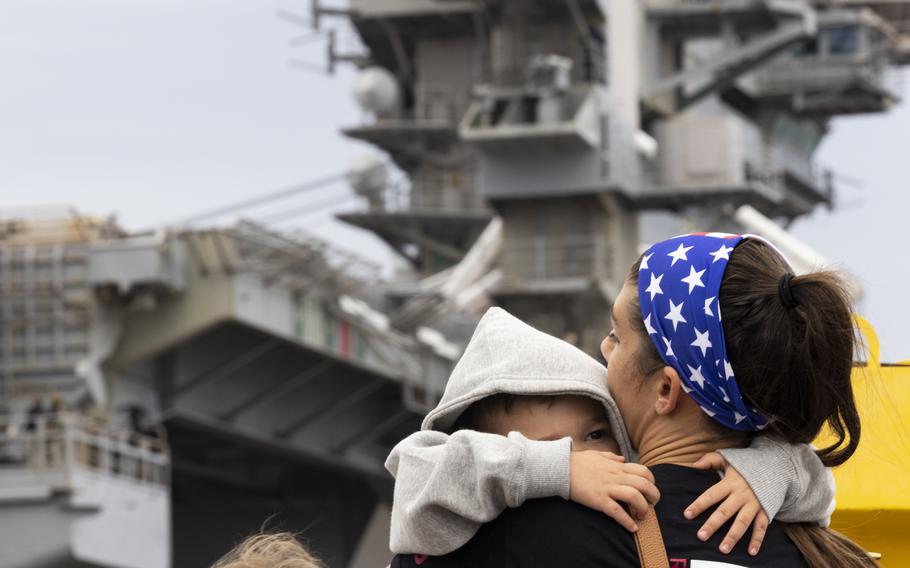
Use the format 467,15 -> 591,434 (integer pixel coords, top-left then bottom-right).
386,307 -> 835,557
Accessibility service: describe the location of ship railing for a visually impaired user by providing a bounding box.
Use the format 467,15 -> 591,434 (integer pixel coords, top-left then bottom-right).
755,56 -> 895,95
500,235 -> 599,282
745,162 -> 836,204
638,155 -> 836,205
357,179 -> 490,215
363,84 -> 469,126
414,84 -> 470,124
227,222 -> 383,292
0,412 -> 170,489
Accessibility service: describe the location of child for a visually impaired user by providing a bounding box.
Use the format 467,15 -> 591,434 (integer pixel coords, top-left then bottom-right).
386,307 -> 834,556
211,533 -> 323,568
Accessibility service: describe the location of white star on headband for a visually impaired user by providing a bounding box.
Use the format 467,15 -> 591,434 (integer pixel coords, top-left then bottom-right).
724,359 -> 735,380
644,313 -> 657,335
662,336 -> 674,357
667,243 -> 694,266
704,296 -> 715,317
710,244 -> 734,263
681,265 -> 706,294
645,273 -> 664,300
687,364 -> 706,389
664,299 -> 687,331
691,328 -> 712,356
640,253 -> 653,271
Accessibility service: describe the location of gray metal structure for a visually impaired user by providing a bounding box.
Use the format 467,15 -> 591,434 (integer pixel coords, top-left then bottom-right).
0,213 -> 457,567
1,0 -> 908,566
330,0 -> 908,351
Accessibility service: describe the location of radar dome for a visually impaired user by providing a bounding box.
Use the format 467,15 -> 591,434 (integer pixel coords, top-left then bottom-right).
353,67 -> 399,115
347,154 -> 388,197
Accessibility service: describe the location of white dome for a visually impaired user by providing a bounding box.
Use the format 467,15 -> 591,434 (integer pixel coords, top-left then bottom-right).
352,67 -> 400,115
346,154 -> 388,197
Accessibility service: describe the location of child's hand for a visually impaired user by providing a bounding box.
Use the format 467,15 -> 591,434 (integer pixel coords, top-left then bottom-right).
569,450 -> 660,533
686,452 -> 770,557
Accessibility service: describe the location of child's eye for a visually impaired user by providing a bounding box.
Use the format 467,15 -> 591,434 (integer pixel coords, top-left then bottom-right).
607,330 -> 618,342
585,430 -> 607,442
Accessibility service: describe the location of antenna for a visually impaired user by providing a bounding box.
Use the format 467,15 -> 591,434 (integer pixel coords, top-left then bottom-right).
288,33 -> 324,48
310,0 -> 351,31
276,9 -> 314,29
175,172 -> 349,226
327,29 -> 370,74
278,5 -> 367,75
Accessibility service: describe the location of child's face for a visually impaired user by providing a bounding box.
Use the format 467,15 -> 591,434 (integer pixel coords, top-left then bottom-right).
488,395 -> 621,453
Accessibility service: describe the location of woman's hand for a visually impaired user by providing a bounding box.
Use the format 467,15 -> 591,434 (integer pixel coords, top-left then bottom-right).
569,450 -> 660,533
686,452 -> 769,557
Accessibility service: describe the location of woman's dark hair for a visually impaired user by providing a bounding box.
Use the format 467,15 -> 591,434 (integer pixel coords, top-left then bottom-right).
626,238 -> 872,568
627,238 -> 860,466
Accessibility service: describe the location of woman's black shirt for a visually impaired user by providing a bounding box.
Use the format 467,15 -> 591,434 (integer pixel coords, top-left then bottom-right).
391,464 -> 808,568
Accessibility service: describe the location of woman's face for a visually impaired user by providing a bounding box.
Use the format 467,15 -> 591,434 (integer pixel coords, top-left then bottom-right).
600,280 -> 656,442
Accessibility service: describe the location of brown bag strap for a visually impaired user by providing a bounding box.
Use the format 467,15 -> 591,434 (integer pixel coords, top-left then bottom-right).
634,507 -> 670,568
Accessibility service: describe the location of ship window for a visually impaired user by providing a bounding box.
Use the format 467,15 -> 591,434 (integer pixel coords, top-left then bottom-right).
520,96 -> 538,123
826,26 -> 860,55
491,100 -> 510,126
794,37 -> 818,57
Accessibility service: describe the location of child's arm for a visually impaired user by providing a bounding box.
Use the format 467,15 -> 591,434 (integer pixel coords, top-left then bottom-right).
718,437 -> 835,524
685,437 -> 835,556
385,429 -> 571,555
385,429 -> 658,555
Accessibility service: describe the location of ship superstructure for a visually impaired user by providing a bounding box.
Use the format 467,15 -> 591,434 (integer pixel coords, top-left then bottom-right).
328,0 -> 908,352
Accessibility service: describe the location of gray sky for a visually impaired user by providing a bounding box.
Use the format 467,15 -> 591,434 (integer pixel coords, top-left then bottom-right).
1,0 -> 907,360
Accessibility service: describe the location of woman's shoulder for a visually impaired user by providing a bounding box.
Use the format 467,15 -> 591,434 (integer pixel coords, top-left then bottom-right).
498,465 -> 807,568
497,498 -> 641,566
651,464 -> 809,567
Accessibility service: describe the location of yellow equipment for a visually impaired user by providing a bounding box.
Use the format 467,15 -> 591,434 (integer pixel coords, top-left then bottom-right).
819,317 -> 910,566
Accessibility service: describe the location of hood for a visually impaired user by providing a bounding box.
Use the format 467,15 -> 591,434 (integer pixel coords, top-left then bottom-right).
422,307 -> 634,460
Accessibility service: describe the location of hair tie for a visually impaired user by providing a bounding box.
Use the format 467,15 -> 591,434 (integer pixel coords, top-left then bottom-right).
778,272 -> 797,309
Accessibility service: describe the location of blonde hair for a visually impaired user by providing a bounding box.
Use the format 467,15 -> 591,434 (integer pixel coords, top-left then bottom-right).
212,533 -> 324,568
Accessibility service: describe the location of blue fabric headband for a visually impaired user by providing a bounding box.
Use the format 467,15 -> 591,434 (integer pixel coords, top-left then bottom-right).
637,233 -> 781,432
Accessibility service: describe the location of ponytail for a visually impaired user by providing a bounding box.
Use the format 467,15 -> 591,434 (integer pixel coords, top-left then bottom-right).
719,240 -> 860,466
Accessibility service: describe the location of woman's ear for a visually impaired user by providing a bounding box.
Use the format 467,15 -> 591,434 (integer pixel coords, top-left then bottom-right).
654,366 -> 684,416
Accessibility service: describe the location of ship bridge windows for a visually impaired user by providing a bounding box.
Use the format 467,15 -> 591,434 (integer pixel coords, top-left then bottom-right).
826,25 -> 862,55
792,23 -> 866,58
748,15 -> 899,115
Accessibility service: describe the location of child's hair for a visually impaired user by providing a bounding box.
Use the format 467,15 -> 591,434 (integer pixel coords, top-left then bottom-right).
451,393 -> 558,433
211,532 -> 324,568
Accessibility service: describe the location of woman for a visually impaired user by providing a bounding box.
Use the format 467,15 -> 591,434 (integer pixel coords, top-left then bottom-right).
391,233 -> 872,567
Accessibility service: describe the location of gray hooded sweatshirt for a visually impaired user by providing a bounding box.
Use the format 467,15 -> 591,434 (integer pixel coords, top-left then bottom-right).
385,307 -> 834,555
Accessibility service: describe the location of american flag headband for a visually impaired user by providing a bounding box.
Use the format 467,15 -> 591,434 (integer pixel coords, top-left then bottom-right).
636,233 -> 793,432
